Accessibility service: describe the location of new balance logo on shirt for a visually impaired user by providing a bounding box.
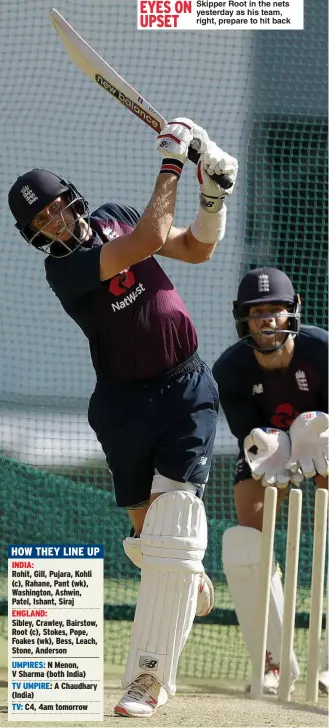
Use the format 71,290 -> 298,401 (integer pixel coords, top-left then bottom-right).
252,383 -> 263,395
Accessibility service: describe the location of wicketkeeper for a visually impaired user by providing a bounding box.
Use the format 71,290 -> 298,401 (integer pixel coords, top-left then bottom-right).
213,267 -> 328,696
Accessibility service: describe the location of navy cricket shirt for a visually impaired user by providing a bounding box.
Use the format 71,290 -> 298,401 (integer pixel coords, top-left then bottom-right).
212,325 -> 328,449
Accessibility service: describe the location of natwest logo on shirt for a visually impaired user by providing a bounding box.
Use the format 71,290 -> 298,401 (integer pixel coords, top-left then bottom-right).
108,269 -> 136,296
271,403 -> 300,429
111,283 -> 145,312
108,268 -> 145,312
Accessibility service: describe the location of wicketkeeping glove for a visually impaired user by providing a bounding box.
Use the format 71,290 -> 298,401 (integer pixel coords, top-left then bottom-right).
244,427 -> 292,489
285,411 -> 329,481
197,142 -> 238,212
156,117 -> 194,179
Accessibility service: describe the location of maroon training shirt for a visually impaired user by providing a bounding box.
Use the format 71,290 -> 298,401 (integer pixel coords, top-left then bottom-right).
45,202 -> 198,381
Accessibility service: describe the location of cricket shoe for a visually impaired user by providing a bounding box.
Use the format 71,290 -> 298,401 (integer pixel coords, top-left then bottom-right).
245,665 -> 295,696
318,669 -> 329,695
196,573 -> 214,617
114,673 -> 168,718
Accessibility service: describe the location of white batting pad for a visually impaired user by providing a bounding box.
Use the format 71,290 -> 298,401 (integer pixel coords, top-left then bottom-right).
122,491 -> 207,695
222,526 -> 300,680
123,537 -> 142,569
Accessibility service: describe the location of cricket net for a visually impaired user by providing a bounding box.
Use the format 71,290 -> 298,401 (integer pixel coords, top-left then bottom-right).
0,0 -> 327,682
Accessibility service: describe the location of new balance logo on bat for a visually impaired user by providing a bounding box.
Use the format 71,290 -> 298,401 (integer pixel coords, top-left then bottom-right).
95,75 -> 161,132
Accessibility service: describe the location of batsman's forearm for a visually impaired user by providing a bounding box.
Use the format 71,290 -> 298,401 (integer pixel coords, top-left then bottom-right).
99,173 -> 179,280
135,174 -> 178,253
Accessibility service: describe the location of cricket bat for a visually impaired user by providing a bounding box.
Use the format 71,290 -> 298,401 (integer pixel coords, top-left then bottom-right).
49,9 -> 233,189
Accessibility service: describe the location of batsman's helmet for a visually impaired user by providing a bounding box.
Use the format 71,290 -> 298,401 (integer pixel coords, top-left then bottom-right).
233,267 -> 301,352
8,169 -> 89,256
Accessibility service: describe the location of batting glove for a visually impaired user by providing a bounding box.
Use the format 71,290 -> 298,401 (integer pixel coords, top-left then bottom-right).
285,411 -> 329,481
197,143 -> 238,212
244,427 -> 292,489
156,117 -> 194,179
189,121 -> 211,153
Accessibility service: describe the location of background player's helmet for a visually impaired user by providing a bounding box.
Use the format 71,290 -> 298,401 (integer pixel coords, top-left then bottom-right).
233,267 -> 301,352
8,169 -> 89,256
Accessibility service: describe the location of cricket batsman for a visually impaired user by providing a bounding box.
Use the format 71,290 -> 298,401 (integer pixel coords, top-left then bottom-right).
8,118 -> 238,717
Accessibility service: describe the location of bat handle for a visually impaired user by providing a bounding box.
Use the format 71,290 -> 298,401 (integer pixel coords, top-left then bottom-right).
187,146 -> 234,190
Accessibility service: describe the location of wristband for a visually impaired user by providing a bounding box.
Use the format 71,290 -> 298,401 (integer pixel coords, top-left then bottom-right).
191,202 -> 227,244
159,158 -> 184,179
